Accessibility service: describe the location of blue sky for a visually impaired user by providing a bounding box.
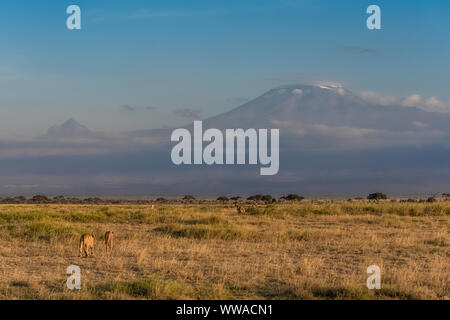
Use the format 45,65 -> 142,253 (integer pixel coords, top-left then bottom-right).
0,0 -> 449,138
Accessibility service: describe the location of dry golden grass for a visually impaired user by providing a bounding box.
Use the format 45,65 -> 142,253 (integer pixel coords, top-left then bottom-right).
0,202 -> 448,300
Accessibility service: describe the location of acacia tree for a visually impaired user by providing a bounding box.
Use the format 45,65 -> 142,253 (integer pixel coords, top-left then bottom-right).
280,194 -> 305,202
367,193 -> 387,200
31,195 -> 51,203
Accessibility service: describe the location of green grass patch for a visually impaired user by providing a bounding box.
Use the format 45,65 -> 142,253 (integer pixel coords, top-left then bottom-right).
92,276 -> 195,299
153,224 -> 249,240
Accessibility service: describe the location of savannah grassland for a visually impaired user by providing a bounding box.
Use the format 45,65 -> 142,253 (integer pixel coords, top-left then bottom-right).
0,201 -> 448,300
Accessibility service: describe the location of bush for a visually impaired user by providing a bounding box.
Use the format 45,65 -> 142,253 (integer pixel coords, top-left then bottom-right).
247,194 -> 272,202
247,194 -> 263,201
14,196 -> 26,202
280,194 -> 305,202
83,197 -> 103,204
31,195 -> 51,203
217,196 -> 229,202
367,193 -> 387,200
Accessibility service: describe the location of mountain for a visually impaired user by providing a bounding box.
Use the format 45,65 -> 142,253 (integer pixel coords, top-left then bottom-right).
205,84 -> 450,132
3,84 -> 450,196
128,84 -> 450,150
113,84 -> 450,196
39,118 -> 98,140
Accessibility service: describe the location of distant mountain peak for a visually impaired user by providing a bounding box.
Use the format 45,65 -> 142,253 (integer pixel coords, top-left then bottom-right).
63,118 -> 82,126
60,118 -> 89,130
40,118 -> 95,140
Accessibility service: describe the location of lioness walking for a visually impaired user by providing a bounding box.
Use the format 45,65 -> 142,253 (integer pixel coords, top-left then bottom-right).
236,205 -> 246,214
79,234 -> 95,257
105,231 -> 114,253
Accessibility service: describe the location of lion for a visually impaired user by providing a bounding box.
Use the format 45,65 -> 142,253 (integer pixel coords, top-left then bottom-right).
79,234 -> 94,257
236,205 -> 246,214
105,231 -> 114,253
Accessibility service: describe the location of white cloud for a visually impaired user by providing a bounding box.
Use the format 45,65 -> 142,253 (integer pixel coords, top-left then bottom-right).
401,94 -> 423,107
360,91 -> 398,106
424,97 -> 445,109
412,121 -> 428,129
270,120 -> 307,136
291,89 -> 303,95
401,94 -> 450,113
336,87 -> 346,95
270,120 -> 294,128
312,124 -> 379,138
360,90 -> 450,113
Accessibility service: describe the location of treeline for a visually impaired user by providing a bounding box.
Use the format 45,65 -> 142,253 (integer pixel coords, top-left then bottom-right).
0,194 -> 306,205
0,195 -> 151,205
216,194 -> 304,203
0,192 -> 448,204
